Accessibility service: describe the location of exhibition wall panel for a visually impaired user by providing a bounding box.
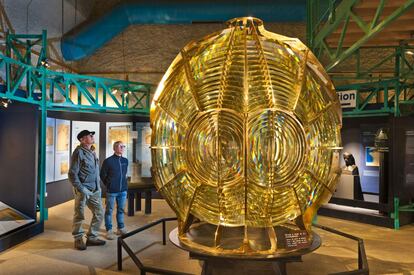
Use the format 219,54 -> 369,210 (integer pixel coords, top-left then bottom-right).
393,116 -> 414,204
0,103 -> 38,218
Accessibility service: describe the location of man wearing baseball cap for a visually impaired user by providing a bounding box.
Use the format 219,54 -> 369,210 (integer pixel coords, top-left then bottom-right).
68,129 -> 105,250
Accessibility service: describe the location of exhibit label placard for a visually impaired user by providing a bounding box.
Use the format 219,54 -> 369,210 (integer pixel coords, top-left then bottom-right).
284,230 -> 310,249
338,90 -> 357,108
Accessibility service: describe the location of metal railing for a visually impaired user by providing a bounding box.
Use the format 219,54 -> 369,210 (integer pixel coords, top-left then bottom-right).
117,217 -> 192,275
117,216 -> 368,275
314,224 -> 369,275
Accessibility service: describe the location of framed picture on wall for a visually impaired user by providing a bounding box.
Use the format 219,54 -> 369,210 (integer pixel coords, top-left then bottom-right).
136,122 -> 152,178
54,119 -> 70,181
46,118 -> 55,183
365,146 -> 379,167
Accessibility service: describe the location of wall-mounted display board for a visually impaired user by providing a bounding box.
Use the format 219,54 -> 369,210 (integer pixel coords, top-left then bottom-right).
54,119 -> 70,181
136,122 -> 151,178
45,118 -> 70,182
46,118 -> 55,183
71,121 -> 100,154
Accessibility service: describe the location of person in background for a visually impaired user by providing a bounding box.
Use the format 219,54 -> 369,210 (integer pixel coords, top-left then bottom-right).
68,130 -> 106,250
100,141 -> 129,240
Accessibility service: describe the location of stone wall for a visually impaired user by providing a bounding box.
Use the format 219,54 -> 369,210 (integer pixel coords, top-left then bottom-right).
74,22 -> 307,85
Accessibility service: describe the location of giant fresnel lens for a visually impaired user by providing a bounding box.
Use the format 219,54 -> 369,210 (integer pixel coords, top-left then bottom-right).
150,17 -> 342,256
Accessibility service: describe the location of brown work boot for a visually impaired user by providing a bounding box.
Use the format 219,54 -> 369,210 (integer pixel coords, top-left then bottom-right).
74,238 -> 87,250
86,238 -> 106,246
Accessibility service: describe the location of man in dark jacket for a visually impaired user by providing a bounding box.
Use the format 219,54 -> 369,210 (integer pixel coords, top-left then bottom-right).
68,130 -> 105,250
100,141 -> 129,240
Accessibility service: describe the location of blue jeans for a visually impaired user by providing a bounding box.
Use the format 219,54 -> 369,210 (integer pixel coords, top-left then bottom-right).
104,191 -> 127,231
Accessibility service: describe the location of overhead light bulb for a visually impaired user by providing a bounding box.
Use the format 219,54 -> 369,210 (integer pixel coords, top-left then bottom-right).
1,98 -> 11,108
40,58 -> 50,68
112,89 -> 118,94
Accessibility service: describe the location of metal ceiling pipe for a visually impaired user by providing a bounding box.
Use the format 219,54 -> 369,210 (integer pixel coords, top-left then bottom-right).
61,0 -> 306,61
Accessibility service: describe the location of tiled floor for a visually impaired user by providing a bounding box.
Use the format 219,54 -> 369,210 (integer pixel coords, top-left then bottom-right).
0,199 -> 413,275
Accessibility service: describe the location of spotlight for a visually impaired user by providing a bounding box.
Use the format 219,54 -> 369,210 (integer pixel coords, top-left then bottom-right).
40,58 -> 50,68
112,89 -> 118,95
1,98 -> 11,108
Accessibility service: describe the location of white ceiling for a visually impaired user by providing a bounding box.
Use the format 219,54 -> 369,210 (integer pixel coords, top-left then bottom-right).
2,0 -> 95,38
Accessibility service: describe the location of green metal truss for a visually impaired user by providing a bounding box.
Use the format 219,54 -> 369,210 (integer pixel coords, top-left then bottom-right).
6,30 -> 47,68
2,31 -> 153,114
0,54 -> 152,113
308,0 -> 414,72
336,78 -> 414,117
330,45 -> 414,82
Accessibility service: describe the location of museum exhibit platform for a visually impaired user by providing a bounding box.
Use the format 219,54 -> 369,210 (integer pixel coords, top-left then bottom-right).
169,227 -> 322,275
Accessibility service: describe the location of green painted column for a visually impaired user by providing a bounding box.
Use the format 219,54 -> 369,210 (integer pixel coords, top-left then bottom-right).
39,67 -> 47,222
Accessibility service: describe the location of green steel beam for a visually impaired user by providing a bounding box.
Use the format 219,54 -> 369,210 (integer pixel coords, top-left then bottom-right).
349,10 -> 368,34
393,197 -> 414,230
39,67 -> 47,222
370,0 -> 386,30
342,112 -> 390,118
335,14 -> 349,57
394,197 -> 400,229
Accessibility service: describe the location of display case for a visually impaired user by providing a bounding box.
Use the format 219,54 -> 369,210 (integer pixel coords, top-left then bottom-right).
0,102 -> 43,252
